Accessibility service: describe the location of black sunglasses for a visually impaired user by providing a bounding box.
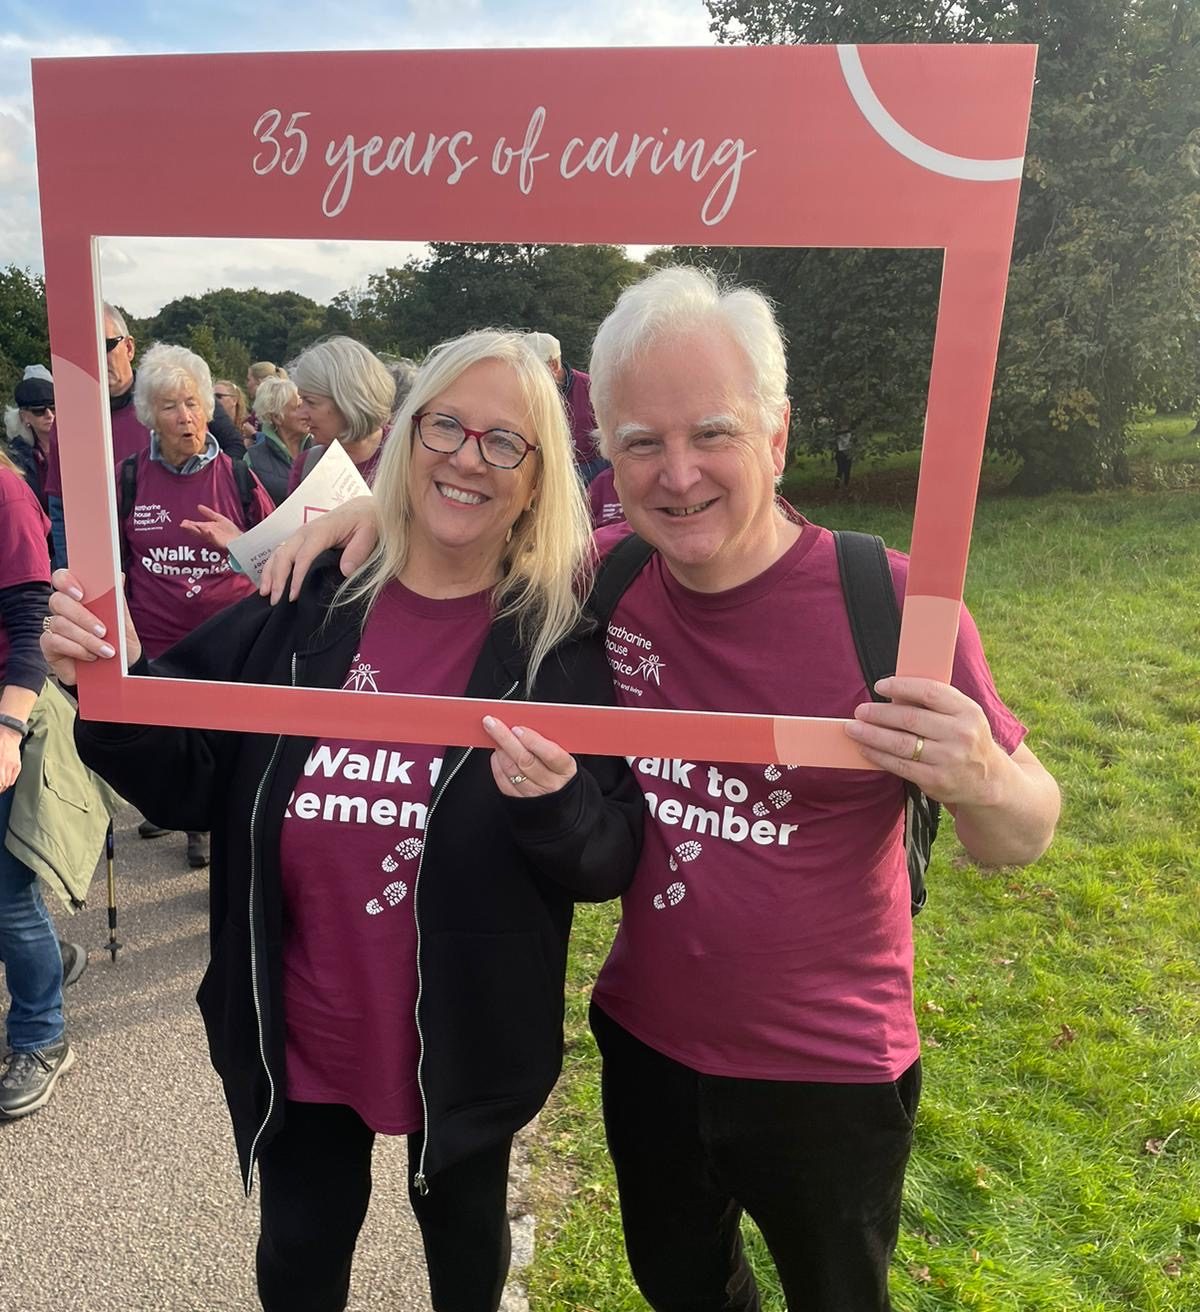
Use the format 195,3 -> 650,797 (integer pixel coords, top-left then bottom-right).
105,335 -> 127,354
25,404 -> 54,416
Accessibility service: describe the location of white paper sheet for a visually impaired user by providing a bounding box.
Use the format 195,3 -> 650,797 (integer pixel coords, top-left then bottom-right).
227,441 -> 372,586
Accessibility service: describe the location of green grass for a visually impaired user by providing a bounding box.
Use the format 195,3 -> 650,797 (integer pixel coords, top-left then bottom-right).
526,485 -> 1200,1310
783,412 -> 1200,505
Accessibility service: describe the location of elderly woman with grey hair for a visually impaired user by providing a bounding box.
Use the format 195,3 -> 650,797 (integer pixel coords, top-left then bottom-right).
119,343 -> 275,663
284,337 -> 395,498
117,343 -> 276,869
243,376 -> 314,506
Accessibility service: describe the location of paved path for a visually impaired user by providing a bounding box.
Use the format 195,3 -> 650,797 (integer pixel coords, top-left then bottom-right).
2,805 -> 533,1311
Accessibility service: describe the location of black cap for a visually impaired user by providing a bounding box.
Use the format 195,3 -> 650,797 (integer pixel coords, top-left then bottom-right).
15,375 -> 54,408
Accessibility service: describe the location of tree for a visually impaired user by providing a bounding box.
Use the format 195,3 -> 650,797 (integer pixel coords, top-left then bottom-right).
706,0 -> 1200,490
0,266 -> 50,401
333,244 -> 641,363
657,246 -> 940,448
144,288 -> 328,366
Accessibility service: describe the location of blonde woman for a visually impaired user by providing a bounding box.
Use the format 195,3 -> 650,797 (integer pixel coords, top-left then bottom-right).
244,376 -> 313,506
42,330 -> 642,1312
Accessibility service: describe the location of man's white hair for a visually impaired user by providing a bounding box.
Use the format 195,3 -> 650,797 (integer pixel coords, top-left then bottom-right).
103,301 -> 129,337
589,266 -> 788,456
526,331 -> 562,365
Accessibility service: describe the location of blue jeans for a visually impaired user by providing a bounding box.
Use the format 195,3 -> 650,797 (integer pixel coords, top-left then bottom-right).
0,781 -> 65,1052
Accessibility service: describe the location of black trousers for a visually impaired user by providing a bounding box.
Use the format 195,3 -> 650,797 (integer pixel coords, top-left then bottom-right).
255,1100 -> 513,1312
590,1003 -> 920,1312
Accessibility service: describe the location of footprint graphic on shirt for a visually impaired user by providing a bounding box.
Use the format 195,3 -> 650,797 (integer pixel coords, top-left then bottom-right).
753,788 -> 793,817
652,881 -> 687,911
763,764 -> 801,781
380,836 -> 424,874
184,576 -> 202,599
667,840 -> 702,873
365,880 -> 409,916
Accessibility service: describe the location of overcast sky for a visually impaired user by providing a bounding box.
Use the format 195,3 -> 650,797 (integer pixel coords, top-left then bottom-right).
0,1 -> 715,316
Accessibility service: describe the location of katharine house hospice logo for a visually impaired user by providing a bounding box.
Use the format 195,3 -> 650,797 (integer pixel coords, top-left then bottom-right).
131,502 -> 172,531
606,621 -> 664,697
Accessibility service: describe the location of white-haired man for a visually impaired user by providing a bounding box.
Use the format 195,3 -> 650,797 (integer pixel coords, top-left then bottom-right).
580,267 -> 1058,1311
259,267 -> 1060,1311
527,330 -> 608,484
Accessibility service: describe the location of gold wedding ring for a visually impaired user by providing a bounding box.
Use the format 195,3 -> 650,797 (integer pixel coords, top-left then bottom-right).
910,736 -> 925,763
509,774 -> 527,785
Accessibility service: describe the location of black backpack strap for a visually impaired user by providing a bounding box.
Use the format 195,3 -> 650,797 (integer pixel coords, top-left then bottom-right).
833,530 -> 902,694
117,455 -> 139,573
230,457 -> 258,526
833,530 -> 939,915
586,533 -> 655,630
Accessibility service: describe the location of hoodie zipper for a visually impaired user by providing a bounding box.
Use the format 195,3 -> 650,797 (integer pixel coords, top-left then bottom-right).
411,677 -> 519,1195
242,652 -> 296,1196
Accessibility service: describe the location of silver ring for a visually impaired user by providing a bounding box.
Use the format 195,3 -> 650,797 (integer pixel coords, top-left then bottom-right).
509,774 -> 527,786
910,736 -> 925,763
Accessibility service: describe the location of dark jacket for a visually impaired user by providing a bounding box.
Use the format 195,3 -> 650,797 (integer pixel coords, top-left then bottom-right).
6,431 -> 49,514
74,555 -> 642,1194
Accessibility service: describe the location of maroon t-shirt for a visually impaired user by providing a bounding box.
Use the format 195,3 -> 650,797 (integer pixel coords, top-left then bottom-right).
0,467 -> 51,685
45,395 -> 150,500
591,517 -> 1026,1083
121,449 -> 273,660
284,430 -> 390,500
277,581 -> 492,1133
587,466 -> 625,528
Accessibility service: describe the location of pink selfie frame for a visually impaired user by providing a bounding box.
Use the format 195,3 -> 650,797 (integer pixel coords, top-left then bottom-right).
33,44 -> 1035,767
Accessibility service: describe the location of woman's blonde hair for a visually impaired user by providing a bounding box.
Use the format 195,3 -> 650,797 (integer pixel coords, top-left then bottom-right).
214,380 -> 249,428
0,444 -> 18,474
253,376 -> 300,429
340,330 -> 593,687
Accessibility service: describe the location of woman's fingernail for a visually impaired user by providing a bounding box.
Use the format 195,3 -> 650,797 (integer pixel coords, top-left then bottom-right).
68,587 -> 84,601
482,715 -> 495,730
93,624 -> 106,638
99,643 -> 115,658
513,727 -> 526,738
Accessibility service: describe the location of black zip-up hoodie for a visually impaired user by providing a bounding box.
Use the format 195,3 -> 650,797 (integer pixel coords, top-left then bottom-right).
74,554 -> 642,1193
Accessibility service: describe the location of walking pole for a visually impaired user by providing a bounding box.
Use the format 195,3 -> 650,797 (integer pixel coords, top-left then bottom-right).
104,820 -> 122,963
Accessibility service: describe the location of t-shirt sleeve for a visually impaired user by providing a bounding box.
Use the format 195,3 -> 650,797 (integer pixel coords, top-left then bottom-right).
0,483 -> 52,590
886,548 -> 1026,755
949,603 -> 1027,755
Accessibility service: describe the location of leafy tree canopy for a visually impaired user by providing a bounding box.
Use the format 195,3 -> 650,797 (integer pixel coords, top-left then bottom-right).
705,0 -> 1200,490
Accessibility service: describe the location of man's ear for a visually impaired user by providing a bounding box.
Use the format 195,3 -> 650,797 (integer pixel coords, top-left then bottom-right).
126,336 -> 136,364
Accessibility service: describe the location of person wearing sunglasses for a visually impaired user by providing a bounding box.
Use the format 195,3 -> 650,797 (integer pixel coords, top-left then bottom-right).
42,329 -> 641,1312
42,304 -> 247,573
4,368 -> 56,527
